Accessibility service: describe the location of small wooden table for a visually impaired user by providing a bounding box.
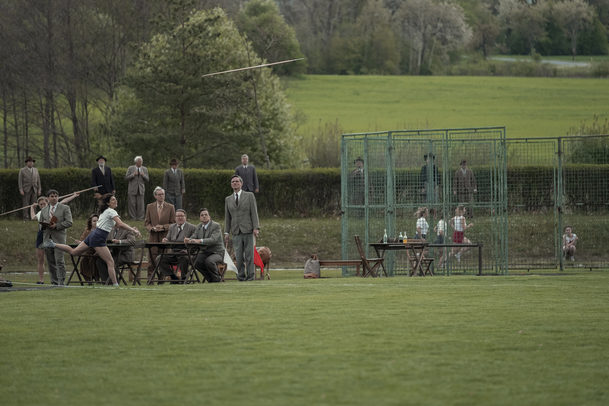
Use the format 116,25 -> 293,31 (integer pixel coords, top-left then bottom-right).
144,242 -> 202,285
66,243 -> 132,286
369,242 -> 433,277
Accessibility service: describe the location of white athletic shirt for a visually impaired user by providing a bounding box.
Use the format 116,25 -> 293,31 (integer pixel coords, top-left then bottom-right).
436,219 -> 446,234
564,233 -> 577,244
416,217 -> 429,235
454,215 -> 465,232
96,208 -> 119,232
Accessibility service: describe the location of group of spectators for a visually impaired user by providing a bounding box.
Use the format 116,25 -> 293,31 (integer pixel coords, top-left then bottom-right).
20,154 -> 261,286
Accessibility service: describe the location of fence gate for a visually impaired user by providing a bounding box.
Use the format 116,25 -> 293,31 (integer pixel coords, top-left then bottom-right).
342,128 -> 508,276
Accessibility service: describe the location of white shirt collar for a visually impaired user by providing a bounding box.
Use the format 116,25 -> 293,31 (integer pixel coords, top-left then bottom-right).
235,190 -> 242,198
461,168 -> 467,175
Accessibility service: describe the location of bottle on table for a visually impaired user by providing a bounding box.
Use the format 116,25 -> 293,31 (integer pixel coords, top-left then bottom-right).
383,229 -> 388,244
403,232 -> 407,244
398,232 -> 403,243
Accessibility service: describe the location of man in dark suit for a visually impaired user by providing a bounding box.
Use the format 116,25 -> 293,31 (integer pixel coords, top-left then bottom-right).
234,154 -> 259,193
91,155 -> 116,197
39,189 -> 73,285
187,208 -> 225,283
420,154 -> 440,204
163,159 -> 186,210
158,209 -> 196,283
96,226 -> 136,283
453,159 -> 477,218
224,175 -> 260,281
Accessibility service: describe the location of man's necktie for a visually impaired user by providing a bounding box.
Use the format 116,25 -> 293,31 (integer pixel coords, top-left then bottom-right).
50,206 -> 55,218
235,193 -> 239,206
113,229 -> 118,239
157,205 -> 162,220
177,226 -> 182,239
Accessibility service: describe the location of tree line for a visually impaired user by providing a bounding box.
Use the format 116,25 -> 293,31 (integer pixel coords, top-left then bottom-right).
1,0 -> 607,170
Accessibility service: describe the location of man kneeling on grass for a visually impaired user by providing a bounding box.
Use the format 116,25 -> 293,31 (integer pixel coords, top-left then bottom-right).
186,208 -> 225,283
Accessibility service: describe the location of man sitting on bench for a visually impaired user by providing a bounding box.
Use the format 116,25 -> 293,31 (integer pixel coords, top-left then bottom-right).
186,208 -> 225,283
158,209 -> 196,283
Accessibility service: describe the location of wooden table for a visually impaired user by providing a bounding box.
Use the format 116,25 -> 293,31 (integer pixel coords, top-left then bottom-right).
369,242 -> 432,277
144,242 -> 202,285
66,243 -> 132,286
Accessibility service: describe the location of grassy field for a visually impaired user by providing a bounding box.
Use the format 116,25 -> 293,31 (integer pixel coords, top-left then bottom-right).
1,272 -> 608,405
285,75 -> 609,138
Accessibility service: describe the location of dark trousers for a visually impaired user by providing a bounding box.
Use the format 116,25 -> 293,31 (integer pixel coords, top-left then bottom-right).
158,254 -> 190,280
195,252 -> 223,283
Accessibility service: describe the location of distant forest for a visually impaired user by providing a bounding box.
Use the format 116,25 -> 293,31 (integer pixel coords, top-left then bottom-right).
1,0 -> 607,169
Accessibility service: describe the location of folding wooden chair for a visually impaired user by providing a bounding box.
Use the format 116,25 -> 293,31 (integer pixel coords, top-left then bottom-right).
116,242 -> 146,286
354,235 -> 385,277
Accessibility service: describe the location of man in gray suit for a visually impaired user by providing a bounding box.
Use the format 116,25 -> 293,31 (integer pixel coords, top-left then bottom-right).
96,226 -> 136,283
18,156 -> 41,220
187,208 -> 225,283
158,209 -> 196,283
234,154 -> 259,193
125,155 -> 149,220
163,159 -> 185,210
39,189 -> 73,285
224,175 -> 260,281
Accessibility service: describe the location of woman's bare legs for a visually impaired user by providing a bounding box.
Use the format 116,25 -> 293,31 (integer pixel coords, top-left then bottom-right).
36,248 -> 45,282
458,237 -> 472,257
53,241 -> 91,256
437,247 -> 445,267
95,246 -> 117,285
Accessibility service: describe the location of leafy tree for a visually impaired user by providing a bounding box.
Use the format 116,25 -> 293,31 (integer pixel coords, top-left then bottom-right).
467,3 -> 501,57
112,7 -> 297,169
355,0 -> 400,74
499,0 -> 548,55
577,16 -> 609,55
553,0 -> 595,60
236,0 -> 306,76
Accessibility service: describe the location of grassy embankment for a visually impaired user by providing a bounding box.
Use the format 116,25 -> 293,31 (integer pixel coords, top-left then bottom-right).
286,75 -> 608,139
1,273 -> 608,405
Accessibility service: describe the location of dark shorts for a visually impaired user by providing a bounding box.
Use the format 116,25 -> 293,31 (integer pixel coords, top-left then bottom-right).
414,234 -> 426,240
453,231 -> 464,244
434,235 -> 444,244
36,229 -> 44,248
84,228 -> 110,248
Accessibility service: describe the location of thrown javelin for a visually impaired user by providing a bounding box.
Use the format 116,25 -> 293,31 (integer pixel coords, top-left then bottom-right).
201,58 -> 305,77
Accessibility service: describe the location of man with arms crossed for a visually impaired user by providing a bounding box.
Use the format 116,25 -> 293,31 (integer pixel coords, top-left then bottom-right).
187,208 -> 225,283
19,156 -> 41,220
39,189 -> 73,285
158,209 -> 196,283
163,159 -> 186,210
224,175 -> 260,281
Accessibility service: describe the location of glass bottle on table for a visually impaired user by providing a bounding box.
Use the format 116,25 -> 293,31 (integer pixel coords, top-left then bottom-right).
398,232 -> 403,243
403,233 -> 407,244
383,229 -> 387,244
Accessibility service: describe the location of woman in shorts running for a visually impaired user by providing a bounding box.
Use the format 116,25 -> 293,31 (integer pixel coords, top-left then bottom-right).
449,206 -> 473,262
433,210 -> 447,267
38,194 -> 141,286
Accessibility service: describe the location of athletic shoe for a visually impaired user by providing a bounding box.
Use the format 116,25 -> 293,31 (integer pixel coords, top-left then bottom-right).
36,281 -> 44,285
456,253 -> 461,263
39,240 -> 56,249
570,256 -> 575,261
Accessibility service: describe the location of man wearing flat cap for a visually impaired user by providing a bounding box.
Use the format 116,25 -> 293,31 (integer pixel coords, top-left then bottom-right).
453,159 -> 477,218
91,155 -> 116,198
19,156 -> 41,220
163,158 -> 185,210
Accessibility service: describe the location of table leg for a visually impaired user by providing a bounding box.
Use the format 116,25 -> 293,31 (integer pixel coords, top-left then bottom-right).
67,255 -> 84,286
374,247 -> 388,277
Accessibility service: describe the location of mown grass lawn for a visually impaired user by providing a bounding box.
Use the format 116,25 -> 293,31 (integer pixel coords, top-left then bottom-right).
285,75 -> 609,138
1,272 -> 608,405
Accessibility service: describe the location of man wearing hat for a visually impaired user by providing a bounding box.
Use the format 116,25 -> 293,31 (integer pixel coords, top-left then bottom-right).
163,159 -> 185,210
91,155 -> 116,198
18,156 -> 41,220
349,157 -> 367,217
453,159 -> 477,218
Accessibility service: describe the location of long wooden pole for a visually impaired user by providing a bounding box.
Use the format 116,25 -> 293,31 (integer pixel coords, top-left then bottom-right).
201,58 -> 305,77
0,185 -> 101,217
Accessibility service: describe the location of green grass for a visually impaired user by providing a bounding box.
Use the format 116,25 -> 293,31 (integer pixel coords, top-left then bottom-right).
1,273 -> 608,405
285,75 -> 609,138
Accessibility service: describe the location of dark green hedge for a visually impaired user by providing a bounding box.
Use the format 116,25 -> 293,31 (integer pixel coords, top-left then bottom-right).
0,168 -> 341,219
1,165 -> 608,219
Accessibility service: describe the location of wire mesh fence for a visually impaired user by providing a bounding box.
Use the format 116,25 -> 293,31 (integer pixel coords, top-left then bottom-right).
342,130 -> 609,276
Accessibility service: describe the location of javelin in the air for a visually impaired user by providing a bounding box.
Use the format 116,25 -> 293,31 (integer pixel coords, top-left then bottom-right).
201,58 -> 305,77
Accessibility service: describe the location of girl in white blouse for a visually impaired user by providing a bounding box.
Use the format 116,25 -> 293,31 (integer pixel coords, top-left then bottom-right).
39,194 -> 141,286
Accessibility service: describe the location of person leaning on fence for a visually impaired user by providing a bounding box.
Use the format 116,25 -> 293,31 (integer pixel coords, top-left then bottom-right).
125,156 -> 149,221
163,159 -> 186,210
39,193 -> 142,286
157,209 -> 196,283
187,208 -> 225,283
19,156 -> 41,220
563,225 -> 578,262
453,159 -> 477,218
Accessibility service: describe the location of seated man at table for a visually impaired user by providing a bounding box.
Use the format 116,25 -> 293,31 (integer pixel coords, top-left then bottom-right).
96,224 -> 136,283
186,208 -> 225,283
158,209 -> 197,283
